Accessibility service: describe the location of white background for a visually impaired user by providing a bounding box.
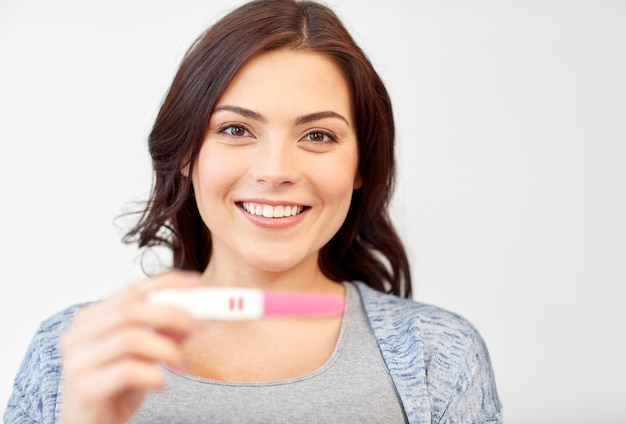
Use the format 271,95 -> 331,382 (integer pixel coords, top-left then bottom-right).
1,0 -> 625,422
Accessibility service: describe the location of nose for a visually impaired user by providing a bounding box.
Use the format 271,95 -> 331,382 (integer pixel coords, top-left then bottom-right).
250,137 -> 300,187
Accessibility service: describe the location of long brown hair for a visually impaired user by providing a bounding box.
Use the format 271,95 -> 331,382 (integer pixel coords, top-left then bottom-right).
124,0 -> 412,297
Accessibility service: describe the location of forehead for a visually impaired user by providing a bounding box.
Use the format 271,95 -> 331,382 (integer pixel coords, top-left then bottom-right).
215,49 -> 353,121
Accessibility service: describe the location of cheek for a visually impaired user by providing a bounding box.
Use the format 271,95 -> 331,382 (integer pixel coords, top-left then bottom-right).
193,146 -> 246,199
311,156 -> 359,203
327,172 -> 356,201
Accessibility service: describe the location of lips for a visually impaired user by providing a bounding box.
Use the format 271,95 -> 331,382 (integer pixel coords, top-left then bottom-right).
240,202 -> 307,218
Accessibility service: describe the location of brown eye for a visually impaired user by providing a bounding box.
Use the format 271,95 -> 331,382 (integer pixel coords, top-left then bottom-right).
310,132 -> 325,142
223,125 -> 250,137
303,131 -> 336,143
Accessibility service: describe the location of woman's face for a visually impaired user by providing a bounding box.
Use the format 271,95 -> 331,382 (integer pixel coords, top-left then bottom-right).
191,48 -> 360,278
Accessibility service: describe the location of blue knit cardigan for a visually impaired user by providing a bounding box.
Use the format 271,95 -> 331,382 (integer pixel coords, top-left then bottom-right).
5,282 -> 502,423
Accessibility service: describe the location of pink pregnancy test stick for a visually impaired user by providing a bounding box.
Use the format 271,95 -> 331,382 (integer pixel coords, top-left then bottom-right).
147,287 -> 345,320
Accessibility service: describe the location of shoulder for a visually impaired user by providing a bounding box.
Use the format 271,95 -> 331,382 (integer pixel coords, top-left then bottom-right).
31,303 -> 86,366
353,281 -> 477,348
354,281 -> 480,376
18,303 -> 85,378
353,282 -> 502,423
4,304 -> 87,424
39,303 -> 85,339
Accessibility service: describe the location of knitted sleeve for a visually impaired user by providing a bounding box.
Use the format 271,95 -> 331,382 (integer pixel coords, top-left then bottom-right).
354,281 -> 502,424
4,306 -> 81,424
436,328 -> 502,424
4,327 -> 44,423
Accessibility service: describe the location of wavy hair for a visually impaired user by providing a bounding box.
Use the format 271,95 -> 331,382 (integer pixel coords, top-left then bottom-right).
124,0 -> 412,297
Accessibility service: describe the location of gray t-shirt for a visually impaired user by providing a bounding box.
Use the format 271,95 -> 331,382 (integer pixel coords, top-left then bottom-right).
129,282 -> 407,423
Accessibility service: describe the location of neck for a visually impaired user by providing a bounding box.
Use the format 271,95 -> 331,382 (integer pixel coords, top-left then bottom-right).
199,251 -> 341,294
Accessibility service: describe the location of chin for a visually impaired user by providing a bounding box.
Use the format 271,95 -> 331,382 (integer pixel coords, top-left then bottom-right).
244,251 -> 315,275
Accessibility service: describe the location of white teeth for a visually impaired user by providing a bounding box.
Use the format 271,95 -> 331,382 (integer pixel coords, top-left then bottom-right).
273,205 -> 284,218
242,202 -> 304,218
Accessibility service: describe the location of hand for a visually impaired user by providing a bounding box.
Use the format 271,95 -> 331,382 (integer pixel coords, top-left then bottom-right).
59,270 -> 201,424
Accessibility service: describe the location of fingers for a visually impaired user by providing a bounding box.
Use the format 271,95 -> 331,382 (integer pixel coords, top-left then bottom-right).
66,299 -> 196,345
110,269 -> 202,303
64,326 -> 187,376
66,270 -> 202,339
63,269 -> 202,366
60,270 -> 202,423
70,358 -> 167,395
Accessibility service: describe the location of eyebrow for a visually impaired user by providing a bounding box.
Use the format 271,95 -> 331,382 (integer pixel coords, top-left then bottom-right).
295,111 -> 350,127
213,105 -> 350,127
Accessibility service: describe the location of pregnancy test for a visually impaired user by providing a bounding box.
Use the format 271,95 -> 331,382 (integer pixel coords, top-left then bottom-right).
147,287 -> 345,320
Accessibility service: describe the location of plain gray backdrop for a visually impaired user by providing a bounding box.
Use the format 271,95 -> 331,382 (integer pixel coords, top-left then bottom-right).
1,0 -> 625,422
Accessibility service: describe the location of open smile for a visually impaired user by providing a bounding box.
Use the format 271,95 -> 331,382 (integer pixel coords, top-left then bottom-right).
239,202 -> 309,218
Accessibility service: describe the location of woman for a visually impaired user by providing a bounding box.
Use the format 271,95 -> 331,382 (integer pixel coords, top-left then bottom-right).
5,0 -> 502,423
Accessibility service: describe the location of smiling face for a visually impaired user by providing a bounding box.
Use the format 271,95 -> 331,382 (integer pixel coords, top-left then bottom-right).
191,48 -> 360,287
